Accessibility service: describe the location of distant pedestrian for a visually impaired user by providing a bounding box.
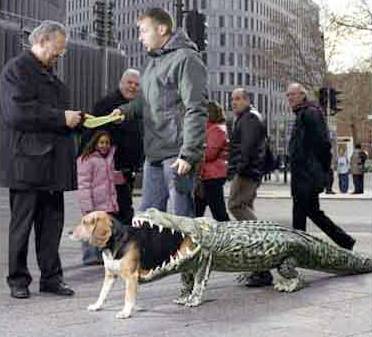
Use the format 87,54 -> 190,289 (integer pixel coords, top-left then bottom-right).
286,83 -> 355,250
350,143 -> 367,194
0,21 -> 81,298
77,131 -> 125,265
337,146 -> 349,193
228,87 -> 273,287
194,101 -> 230,221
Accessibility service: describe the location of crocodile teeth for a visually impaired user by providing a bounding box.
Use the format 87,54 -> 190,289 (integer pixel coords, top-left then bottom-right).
161,261 -> 166,268
171,228 -> 175,235
170,256 -> 175,264
158,225 -> 163,233
181,232 -> 185,239
148,221 -> 154,229
177,250 -> 183,259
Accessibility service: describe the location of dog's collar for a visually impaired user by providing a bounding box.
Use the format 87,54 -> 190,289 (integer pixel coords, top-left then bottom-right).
107,217 -> 127,258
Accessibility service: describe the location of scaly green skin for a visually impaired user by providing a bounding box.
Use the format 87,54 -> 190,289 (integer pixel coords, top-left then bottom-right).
133,208 -> 372,307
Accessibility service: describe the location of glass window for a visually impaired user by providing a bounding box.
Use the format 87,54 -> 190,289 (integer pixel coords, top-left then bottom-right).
237,73 -> 242,85
228,52 -> 234,66
245,73 -> 250,85
229,72 -> 235,85
219,73 -> 225,85
219,15 -> 225,28
220,33 -> 226,47
219,53 -> 225,66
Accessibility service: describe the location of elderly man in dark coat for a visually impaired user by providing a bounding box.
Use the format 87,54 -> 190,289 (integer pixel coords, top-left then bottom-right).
0,21 -> 82,298
286,83 -> 355,250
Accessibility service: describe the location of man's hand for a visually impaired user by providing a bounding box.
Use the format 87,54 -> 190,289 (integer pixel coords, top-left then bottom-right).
65,110 -> 82,128
171,158 -> 191,176
110,108 -> 125,124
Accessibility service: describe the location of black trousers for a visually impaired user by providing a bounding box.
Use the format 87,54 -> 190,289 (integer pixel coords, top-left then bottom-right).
194,178 -> 230,221
292,186 -> 354,249
7,189 -> 64,288
116,183 -> 134,225
352,174 -> 364,193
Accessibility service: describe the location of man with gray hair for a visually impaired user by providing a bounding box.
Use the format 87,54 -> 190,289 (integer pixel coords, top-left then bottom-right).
79,68 -> 142,264
286,82 -> 355,250
0,20 -> 82,298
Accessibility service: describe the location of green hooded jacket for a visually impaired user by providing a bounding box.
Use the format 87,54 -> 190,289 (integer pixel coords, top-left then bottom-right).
121,29 -> 208,166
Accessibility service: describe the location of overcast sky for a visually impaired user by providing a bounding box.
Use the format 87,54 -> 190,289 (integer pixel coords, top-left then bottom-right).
314,0 -> 372,72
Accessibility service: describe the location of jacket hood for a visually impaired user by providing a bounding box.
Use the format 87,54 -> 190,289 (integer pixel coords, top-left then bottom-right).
293,100 -> 322,114
149,29 -> 198,57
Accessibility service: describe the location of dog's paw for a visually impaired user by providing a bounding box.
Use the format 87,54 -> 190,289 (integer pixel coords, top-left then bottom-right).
87,303 -> 103,311
173,295 -> 188,305
184,295 -> 202,307
115,310 -> 131,319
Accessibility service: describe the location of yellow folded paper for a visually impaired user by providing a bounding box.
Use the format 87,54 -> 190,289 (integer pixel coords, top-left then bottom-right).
83,114 -> 124,128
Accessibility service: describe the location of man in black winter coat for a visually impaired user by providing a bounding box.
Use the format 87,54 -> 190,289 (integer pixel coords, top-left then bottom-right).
228,87 -> 273,287
80,69 -> 143,226
286,83 -> 355,250
0,21 -> 82,298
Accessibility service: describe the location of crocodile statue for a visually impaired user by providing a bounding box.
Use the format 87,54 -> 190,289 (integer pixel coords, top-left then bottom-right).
129,208 -> 372,307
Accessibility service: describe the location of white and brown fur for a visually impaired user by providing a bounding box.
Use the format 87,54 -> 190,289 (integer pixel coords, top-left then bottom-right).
71,211 -> 191,319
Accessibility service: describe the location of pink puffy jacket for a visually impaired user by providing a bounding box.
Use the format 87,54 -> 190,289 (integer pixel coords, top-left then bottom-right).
77,147 -> 125,214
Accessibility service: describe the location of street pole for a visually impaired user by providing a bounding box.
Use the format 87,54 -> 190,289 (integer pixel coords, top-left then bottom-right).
175,0 -> 184,28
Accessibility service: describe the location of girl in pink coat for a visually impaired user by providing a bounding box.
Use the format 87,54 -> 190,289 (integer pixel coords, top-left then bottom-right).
77,130 -> 125,264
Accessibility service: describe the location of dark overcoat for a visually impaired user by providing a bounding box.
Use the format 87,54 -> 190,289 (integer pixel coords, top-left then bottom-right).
0,51 -> 77,190
288,101 -> 331,195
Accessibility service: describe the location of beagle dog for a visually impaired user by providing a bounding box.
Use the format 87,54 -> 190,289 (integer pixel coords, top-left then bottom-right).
71,211 -> 192,319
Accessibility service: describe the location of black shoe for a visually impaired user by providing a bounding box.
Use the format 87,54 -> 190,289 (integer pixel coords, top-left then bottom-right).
326,190 -> 336,194
40,282 -> 75,296
341,238 -> 356,251
10,286 -> 30,299
245,271 -> 273,287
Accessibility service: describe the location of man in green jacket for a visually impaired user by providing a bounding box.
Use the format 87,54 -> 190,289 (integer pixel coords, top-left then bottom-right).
114,7 -> 208,216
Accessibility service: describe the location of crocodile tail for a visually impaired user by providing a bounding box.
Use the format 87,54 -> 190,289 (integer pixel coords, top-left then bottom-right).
306,241 -> 372,275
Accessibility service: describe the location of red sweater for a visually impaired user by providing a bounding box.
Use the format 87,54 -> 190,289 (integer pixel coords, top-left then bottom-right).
199,121 -> 229,180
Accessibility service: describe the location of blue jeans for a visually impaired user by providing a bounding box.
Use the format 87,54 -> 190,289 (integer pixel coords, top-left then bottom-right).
338,173 -> 349,193
139,158 -> 195,217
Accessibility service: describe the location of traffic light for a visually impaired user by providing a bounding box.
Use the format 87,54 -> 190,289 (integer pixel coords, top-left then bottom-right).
93,0 -> 105,46
329,88 -> 342,115
106,1 -> 114,46
318,87 -> 328,112
186,10 -> 208,51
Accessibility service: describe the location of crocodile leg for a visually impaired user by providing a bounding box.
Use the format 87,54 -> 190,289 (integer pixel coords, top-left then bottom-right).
184,252 -> 213,307
173,272 -> 195,305
274,257 -> 306,292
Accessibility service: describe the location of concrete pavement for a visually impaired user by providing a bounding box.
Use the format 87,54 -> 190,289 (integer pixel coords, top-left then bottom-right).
0,179 -> 371,337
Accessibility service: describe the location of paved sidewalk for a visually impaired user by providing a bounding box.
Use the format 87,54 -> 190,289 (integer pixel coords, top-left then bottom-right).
0,180 -> 371,337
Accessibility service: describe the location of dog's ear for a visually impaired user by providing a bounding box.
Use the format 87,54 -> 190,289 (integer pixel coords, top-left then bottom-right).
89,216 -> 112,248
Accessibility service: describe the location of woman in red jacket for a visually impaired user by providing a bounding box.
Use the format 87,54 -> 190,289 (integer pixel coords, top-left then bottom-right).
194,101 -> 230,221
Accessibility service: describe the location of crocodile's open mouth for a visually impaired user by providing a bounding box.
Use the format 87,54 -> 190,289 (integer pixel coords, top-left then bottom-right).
132,216 -> 201,281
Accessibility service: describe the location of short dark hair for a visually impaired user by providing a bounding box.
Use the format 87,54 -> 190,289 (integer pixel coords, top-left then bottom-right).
138,8 -> 173,34
207,101 -> 226,123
